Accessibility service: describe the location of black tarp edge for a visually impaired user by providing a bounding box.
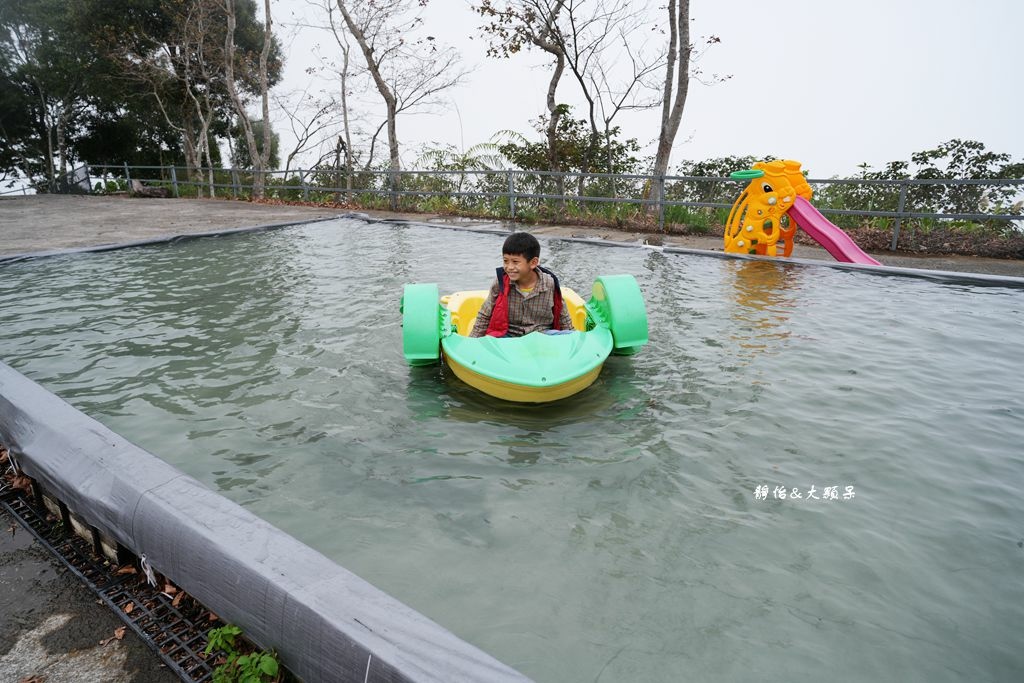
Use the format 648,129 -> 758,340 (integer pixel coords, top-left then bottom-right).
367,217 -> 1024,288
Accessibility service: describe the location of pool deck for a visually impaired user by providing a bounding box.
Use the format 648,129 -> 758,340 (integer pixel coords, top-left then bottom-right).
2,194 -> 1024,277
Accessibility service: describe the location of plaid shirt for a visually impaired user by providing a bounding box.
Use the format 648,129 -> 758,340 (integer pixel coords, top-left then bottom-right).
469,270 -> 574,337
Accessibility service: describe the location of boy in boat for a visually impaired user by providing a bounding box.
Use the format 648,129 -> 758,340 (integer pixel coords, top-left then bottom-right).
469,232 -> 574,338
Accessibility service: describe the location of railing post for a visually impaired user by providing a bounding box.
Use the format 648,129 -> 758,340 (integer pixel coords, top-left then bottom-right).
389,169 -> 398,211
657,175 -> 666,232
170,166 -> 179,198
231,169 -> 239,199
302,171 -> 309,202
123,162 -> 131,193
890,181 -> 908,251
508,171 -> 516,219
559,171 -> 567,213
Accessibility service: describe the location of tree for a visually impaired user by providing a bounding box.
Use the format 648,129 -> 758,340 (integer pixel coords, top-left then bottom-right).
336,0 -> 467,173
0,0 -> 282,190
672,154 -> 773,205
229,117 -> 279,169
0,0 -> 107,189
1,0 -> 212,187
0,24 -> 36,183
273,86 -> 340,176
651,0 -> 689,182
99,0 -> 280,190
477,0 -> 659,197
73,100 -> 192,170
806,140 -> 1024,234
551,0 -> 662,183
323,0 -> 361,188
497,105 -> 641,177
477,0 -> 568,184
158,0 -> 231,195
835,140 -> 1024,218
223,0 -> 279,198
909,139 -> 1024,215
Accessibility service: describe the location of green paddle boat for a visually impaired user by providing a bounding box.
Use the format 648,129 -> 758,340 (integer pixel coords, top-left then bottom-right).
401,274 -> 648,402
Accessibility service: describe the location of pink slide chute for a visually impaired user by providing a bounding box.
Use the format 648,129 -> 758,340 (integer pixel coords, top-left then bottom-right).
789,196 -> 882,265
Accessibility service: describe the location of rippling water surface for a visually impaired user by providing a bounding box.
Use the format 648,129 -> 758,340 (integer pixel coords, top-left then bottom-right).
1,219 -> 1023,682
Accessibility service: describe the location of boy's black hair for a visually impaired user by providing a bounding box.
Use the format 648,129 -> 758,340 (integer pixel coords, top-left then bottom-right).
502,232 -> 541,261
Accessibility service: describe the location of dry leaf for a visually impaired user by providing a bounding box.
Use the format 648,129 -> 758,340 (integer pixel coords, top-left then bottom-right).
18,676 -> 46,683
207,612 -> 219,622
99,625 -> 126,647
115,565 -> 137,575
172,591 -> 184,608
163,583 -> 177,594
123,602 -> 134,614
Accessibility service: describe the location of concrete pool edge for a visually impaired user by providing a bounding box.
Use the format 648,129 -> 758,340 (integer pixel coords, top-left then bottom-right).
0,362 -> 530,683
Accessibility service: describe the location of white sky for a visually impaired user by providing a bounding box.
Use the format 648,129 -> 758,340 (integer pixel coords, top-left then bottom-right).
269,0 -> 1024,178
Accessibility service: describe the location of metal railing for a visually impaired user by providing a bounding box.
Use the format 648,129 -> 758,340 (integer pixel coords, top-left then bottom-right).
80,164 -> 1024,251
0,184 -> 34,197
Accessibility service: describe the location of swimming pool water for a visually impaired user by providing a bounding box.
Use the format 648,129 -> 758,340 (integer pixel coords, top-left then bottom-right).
1,219 -> 1022,681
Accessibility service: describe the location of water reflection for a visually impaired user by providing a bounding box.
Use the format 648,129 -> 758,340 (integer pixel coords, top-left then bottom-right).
725,260 -> 799,356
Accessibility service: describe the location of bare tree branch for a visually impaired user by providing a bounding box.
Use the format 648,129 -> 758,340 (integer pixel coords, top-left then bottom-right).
335,0 -> 469,172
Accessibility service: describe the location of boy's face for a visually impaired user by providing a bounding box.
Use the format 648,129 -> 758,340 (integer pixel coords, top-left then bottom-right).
502,253 -> 539,282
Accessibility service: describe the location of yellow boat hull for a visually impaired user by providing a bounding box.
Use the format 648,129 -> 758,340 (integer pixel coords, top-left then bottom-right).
443,351 -> 604,403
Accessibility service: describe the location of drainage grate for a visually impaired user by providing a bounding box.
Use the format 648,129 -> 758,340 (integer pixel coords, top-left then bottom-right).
1,486 -> 219,682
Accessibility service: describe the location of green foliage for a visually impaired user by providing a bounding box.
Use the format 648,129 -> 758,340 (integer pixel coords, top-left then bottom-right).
662,206 -> 725,234
0,0 -> 103,181
674,155 -> 776,180
93,179 -> 127,194
0,49 -> 34,178
495,106 -> 642,177
230,119 -> 281,170
205,624 -> 280,683
0,0 -> 282,185
815,139 -> 1024,233
415,142 -> 507,172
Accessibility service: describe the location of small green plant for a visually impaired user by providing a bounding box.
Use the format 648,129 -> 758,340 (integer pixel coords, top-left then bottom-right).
205,624 -> 280,683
